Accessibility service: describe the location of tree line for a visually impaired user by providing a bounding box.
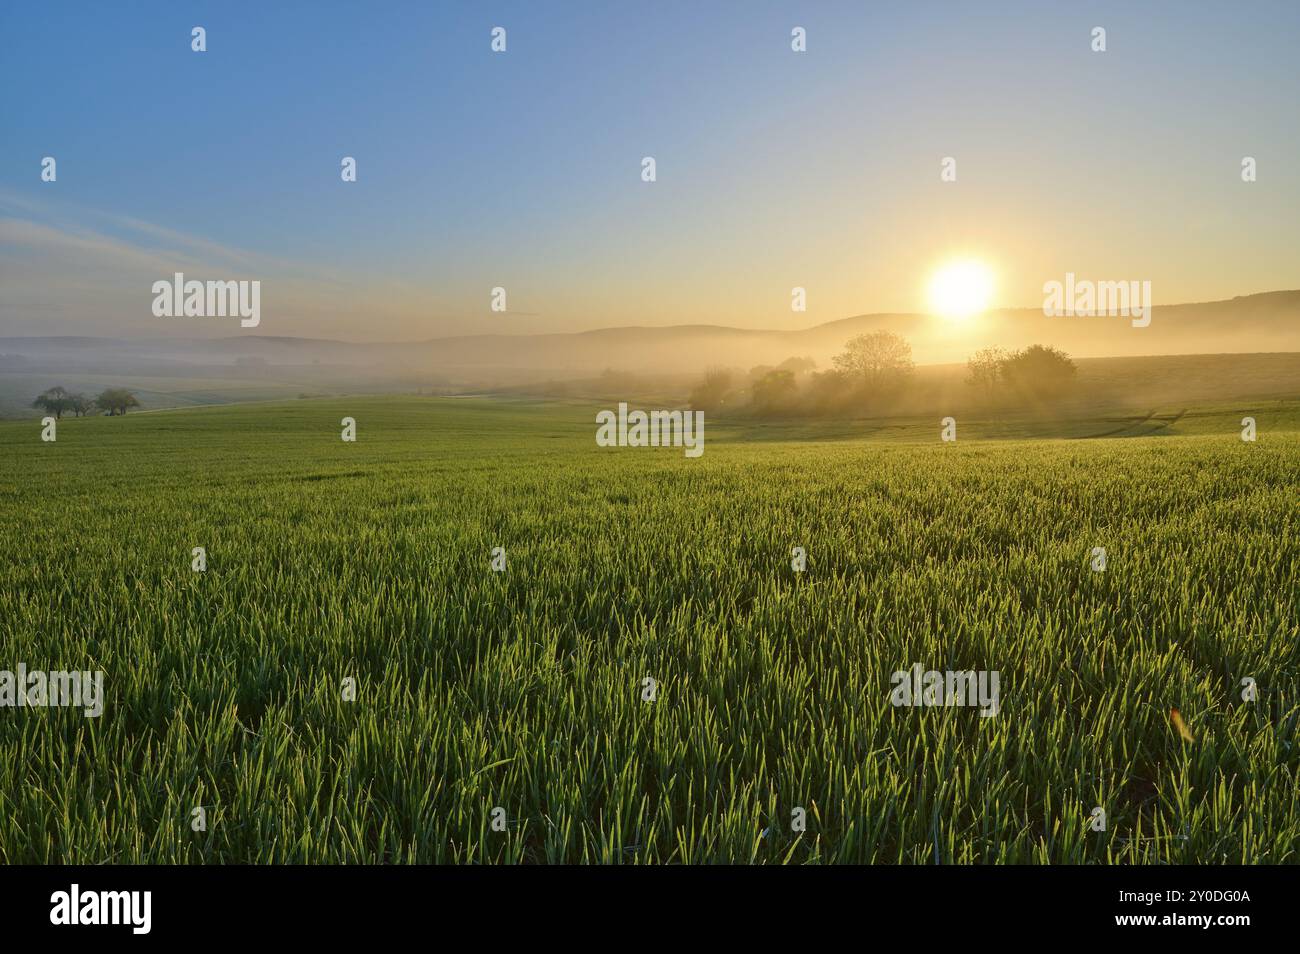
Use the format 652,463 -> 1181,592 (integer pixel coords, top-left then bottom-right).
689,331 -> 1078,416
32,386 -> 141,418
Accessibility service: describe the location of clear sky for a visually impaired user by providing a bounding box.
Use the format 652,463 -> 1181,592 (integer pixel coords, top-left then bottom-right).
2,0 -> 1298,340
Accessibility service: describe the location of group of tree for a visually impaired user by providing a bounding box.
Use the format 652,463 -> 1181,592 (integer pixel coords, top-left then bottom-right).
966,345 -> 1077,401
688,331 -> 918,417
32,386 -> 140,418
685,332 -> 1079,418
747,357 -> 814,413
800,331 -> 918,413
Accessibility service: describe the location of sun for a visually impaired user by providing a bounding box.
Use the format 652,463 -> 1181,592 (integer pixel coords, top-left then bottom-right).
927,259 -> 995,321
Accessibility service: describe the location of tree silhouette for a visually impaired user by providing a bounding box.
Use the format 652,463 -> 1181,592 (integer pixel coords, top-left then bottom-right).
689,367 -> 733,411
1000,345 -> 1077,399
32,386 -> 71,419
832,331 -> 914,391
966,347 -> 1008,400
751,369 -> 797,412
95,388 -> 141,416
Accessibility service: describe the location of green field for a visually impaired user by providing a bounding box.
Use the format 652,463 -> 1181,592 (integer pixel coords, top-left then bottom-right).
0,396 -> 1296,863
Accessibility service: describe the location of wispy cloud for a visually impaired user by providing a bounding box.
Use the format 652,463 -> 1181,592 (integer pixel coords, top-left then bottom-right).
0,189 -> 346,282
0,193 -> 440,338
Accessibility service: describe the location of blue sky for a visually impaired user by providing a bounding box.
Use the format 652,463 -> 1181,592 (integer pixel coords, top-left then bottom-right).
2,0 -> 1298,339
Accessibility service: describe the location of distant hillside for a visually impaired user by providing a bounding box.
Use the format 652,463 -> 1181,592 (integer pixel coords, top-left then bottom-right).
2,291 -> 1298,385
2,351 -> 1296,421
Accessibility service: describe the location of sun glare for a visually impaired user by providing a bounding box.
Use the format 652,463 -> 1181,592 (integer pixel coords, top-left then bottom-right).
927,260 -> 995,321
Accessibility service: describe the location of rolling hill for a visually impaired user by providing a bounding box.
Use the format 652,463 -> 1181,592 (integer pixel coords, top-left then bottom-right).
2,291 -> 1297,415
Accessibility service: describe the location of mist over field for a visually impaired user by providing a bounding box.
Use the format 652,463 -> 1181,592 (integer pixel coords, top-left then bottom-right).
4,291 -> 1299,418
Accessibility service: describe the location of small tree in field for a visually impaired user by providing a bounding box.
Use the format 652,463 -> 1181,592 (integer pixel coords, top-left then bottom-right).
32,386 -> 71,419
966,347 -> 1007,400
689,367 -> 733,411
95,388 -> 141,416
68,393 -> 95,417
750,369 -> 797,413
832,331 -> 914,392
1000,345 -> 1076,399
